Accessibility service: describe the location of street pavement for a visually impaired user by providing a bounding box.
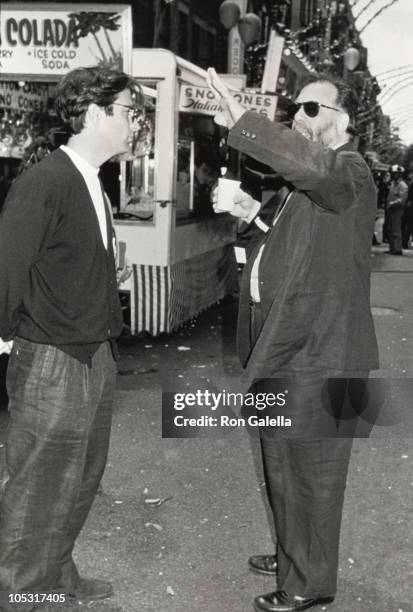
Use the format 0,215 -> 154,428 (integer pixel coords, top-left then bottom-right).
0,243 -> 412,612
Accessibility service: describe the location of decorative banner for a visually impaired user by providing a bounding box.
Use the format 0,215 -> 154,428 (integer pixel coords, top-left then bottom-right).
227,0 -> 248,75
0,3 -> 132,78
0,81 -> 50,113
179,85 -> 278,121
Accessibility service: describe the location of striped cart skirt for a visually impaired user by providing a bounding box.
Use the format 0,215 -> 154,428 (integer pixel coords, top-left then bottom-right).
128,245 -> 238,336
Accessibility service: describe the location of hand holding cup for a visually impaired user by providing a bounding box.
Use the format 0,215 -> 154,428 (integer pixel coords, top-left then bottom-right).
213,181 -> 260,221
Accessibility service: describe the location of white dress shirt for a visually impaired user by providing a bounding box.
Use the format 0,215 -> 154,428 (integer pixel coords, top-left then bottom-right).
250,192 -> 293,302
60,145 -> 108,249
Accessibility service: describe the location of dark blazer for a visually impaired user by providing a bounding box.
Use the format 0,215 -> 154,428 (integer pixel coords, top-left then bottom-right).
227,112 -> 379,380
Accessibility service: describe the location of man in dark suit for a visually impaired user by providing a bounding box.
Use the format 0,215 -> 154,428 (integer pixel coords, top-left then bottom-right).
0,67 -> 143,612
386,164 -> 408,255
208,69 -> 379,612
402,167 -> 413,248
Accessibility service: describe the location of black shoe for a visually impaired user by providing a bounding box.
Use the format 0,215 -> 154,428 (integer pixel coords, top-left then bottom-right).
253,590 -> 334,612
65,576 -> 114,602
385,250 -> 403,255
248,554 -> 278,575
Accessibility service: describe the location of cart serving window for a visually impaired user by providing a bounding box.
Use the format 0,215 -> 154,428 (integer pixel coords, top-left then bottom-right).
114,49 -> 239,336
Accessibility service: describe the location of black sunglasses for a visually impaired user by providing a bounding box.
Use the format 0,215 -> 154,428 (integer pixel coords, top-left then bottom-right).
288,101 -> 342,118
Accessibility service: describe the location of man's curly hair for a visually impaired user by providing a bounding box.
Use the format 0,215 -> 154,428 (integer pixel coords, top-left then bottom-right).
55,66 -> 144,134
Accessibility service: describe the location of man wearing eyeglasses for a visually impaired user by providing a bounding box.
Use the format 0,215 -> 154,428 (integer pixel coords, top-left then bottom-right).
207,69 -> 379,612
0,67 -> 143,612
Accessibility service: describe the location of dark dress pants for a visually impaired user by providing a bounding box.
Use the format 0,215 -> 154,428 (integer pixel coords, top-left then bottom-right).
402,203 -> 413,248
388,204 -> 404,252
0,338 -> 116,611
250,302 -> 357,599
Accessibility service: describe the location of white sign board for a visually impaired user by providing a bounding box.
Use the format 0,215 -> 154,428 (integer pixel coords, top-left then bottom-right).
0,3 -> 132,79
0,81 -> 51,112
261,31 -> 284,94
179,85 -> 278,121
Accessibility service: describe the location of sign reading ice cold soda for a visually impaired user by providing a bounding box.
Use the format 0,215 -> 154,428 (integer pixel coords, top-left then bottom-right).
0,3 -> 132,79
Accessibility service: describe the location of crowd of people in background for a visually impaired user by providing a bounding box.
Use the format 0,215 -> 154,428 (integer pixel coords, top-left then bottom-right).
372,163 -> 413,252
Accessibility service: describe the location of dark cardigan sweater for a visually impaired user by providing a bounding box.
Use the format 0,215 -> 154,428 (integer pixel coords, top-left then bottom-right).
0,148 -> 123,363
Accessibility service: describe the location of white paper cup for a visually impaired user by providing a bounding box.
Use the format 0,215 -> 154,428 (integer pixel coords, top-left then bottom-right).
215,178 -> 241,212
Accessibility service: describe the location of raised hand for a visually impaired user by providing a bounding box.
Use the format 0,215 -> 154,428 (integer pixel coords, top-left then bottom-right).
206,67 -> 246,128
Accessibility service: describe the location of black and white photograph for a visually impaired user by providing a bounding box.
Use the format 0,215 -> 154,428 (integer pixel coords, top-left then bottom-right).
0,1 -> 412,611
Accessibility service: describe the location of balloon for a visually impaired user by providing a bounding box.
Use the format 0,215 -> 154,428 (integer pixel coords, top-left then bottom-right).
238,13 -> 261,46
343,47 -> 360,71
219,1 -> 241,29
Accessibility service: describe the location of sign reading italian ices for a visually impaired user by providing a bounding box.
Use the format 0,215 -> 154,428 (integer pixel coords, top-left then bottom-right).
179,85 -> 278,121
0,3 -> 132,78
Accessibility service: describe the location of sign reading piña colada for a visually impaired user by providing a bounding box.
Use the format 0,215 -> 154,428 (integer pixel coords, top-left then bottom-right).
0,3 -> 132,78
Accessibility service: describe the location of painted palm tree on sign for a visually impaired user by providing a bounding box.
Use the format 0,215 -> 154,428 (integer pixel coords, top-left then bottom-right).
69,11 -> 122,68
95,12 -> 121,59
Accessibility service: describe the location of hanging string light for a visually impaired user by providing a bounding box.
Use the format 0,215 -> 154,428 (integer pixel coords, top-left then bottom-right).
374,64 -> 413,78
378,69 -> 413,84
353,0 -> 381,22
358,0 -> 401,34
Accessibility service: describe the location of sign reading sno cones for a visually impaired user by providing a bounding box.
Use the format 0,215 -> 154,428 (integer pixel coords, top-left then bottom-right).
179,85 -> 277,121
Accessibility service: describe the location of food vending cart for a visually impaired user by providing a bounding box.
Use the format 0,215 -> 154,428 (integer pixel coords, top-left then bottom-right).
0,3 -> 278,337
114,48 -> 240,336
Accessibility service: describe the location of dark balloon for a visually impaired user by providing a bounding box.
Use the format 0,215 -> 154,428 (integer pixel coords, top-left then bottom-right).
219,0 -> 241,29
238,13 -> 262,46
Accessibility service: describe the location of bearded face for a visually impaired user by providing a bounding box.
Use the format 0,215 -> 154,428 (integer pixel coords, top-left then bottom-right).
291,82 -> 348,148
